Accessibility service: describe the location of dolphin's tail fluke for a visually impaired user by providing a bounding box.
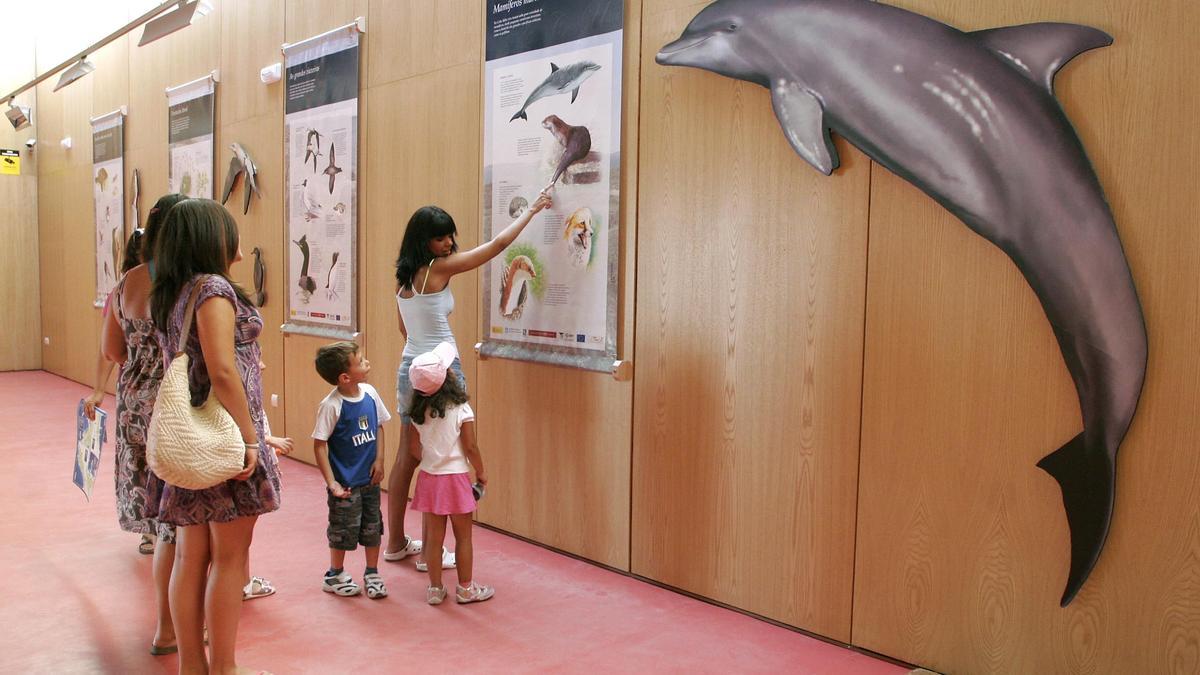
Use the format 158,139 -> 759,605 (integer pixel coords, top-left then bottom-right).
1036,432 -> 1115,606
510,109 -> 527,122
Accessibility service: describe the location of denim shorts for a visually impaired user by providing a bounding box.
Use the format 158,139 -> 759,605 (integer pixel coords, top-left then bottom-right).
396,355 -> 466,424
326,484 -> 382,551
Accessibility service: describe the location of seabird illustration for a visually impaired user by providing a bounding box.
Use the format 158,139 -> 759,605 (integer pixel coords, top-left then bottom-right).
658,0 -> 1148,606
324,143 -> 342,194
510,61 -> 602,122
293,234 -> 317,297
299,179 -> 321,221
325,251 -> 339,289
95,167 -> 109,192
304,128 -> 323,172
220,142 -> 261,215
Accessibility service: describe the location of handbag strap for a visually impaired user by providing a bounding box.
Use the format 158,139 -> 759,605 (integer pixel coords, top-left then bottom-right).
174,277 -> 209,357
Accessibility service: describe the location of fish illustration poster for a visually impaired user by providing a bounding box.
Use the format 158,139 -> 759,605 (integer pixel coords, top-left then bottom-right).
90,109 -> 125,308
481,0 -> 623,371
282,20 -> 361,339
167,74 -> 216,199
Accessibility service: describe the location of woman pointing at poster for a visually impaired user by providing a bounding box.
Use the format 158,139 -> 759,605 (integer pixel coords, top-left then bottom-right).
384,191 -> 551,565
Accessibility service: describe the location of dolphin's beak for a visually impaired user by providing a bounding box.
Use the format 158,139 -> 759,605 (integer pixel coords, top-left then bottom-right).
656,33 -> 713,65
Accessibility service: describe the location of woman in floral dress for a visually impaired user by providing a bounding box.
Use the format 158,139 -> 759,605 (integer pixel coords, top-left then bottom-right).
102,193 -> 186,654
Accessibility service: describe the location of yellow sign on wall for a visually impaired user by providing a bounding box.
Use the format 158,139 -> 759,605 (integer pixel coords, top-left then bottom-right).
0,149 -> 19,176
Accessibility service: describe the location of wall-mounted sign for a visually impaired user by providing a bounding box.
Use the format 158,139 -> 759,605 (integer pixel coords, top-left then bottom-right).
0,149 -> 19,175
166,73 -> 216,198
90,108 -> 126,308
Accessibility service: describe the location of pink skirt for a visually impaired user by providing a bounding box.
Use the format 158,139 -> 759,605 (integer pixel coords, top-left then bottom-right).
411,471 -> 475,515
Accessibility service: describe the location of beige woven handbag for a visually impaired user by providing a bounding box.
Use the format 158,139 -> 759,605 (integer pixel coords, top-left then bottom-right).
147,278 -> 247,489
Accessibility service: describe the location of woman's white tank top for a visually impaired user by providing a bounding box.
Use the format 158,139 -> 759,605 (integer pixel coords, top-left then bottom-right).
397,261 -> 456,358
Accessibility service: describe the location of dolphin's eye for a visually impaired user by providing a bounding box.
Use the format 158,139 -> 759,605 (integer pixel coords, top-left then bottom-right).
728,23 -> 738,31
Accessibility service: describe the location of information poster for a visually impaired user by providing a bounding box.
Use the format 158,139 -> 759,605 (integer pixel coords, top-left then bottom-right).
91,109 -> 126,307
482,0 -> 623,371
282,20 -> 361,338
72,401 -> 107,501
167,74 -> 216,198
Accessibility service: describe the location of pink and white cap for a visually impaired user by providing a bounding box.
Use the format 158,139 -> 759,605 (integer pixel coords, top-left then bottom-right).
409,341 -> 458,395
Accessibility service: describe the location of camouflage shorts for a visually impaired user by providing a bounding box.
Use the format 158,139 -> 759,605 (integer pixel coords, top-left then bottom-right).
326,484 -> 382,551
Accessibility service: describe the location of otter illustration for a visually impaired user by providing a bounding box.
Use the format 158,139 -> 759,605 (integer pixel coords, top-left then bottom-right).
499,255 -> 537,319
541,114 -> 592,188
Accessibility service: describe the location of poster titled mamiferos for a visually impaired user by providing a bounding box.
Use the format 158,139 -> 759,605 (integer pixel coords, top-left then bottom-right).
481,0 -> 623,371
282,20 -> 361,338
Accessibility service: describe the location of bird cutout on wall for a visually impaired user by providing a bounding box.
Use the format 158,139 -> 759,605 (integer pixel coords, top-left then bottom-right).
95,167 -> 109,192
131,169 -> 141,229
304,129 -> 323,173
542,115 -> 592,188
252,246 -> 266,307
293,235 -> 317,301
299,179 -> 321,221
657,0 -> 1148,606
325,251 -> 340,300
324,143 -> 342,194
510,60 -> 602,122
499,255 -> 536,319
111,226 -> 120,281
563,207 -> 595,269
220,142 -> 261,215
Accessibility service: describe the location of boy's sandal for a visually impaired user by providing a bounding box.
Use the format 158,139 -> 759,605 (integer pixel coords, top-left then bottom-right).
414,547 -> 456,572
322,572 -> 360,596
138,534 -> 156,555
364,573 -> 388,599
243,576 -> 276,600
382,536 -> 422,562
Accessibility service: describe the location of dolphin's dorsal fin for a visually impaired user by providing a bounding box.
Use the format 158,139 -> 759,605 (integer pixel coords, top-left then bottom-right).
770,81 -> 839,175
550,62 -> 559,73
970,22 -> 1112,95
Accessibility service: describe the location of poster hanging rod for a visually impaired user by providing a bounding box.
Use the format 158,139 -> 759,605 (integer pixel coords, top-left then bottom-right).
88,107 -> 128,126
281,16 -> 366,55
164,70 -> 220,97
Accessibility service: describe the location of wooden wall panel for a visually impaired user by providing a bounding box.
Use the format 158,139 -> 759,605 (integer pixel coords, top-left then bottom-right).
365,0 -> 481,89
853,0 -> 1200,672
284,0 -> 367,44
360,62 -> 483,487
470,0 -> 642,570
631,2 -> 869,639
0,33 -> 41,372
37,170 -> 65,375
219,0 -> 284,127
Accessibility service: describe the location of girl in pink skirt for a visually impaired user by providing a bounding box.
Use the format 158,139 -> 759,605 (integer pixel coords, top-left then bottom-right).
407,342 -> 493,605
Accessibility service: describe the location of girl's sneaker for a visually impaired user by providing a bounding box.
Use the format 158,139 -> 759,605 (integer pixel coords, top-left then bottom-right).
426,585 -> 447,605
456,581 -> 495,604
322,571 -> 360,596
415,547 -> 456,572
364,573 -> 388,599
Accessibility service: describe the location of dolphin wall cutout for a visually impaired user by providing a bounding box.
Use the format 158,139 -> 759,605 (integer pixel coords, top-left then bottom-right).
656,0 -> 1147,606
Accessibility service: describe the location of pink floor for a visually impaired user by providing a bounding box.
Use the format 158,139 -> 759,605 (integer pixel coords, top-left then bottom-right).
0,371 -> 907,674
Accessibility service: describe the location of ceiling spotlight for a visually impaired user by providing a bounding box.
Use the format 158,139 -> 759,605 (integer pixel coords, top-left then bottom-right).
53,58 -> 96,92
5,101 -> 31,130
139,0 -> 213,47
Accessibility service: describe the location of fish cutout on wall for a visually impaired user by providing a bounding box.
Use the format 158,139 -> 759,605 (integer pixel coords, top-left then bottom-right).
657,0 -> 1147,606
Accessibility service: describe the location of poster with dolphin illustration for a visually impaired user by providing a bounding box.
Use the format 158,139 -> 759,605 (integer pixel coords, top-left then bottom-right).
657,0 -> 1147,606
90,109 -> 125,308
481,0 -> 622,372
166,73 -> 216,199
282,19 -> 361,339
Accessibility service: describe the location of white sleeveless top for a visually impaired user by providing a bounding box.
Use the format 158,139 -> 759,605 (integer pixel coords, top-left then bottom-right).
397,262 -> 456,358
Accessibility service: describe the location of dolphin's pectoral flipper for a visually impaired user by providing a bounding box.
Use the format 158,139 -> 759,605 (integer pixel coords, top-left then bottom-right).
970,23 -> 1112,95
571,87 -> 580,104
1036,432 -> 1116,606
769,81 -> 839,175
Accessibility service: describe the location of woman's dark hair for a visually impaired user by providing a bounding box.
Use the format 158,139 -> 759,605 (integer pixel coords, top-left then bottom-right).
394,206 -> 458,290
141,193 -> 187,261
150,198 -> 253,332
120,229 -> 145,273
407,373 -> 469,424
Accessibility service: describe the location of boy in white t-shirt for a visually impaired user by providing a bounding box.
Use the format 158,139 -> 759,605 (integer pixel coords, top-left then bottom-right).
312,341 -> 392,599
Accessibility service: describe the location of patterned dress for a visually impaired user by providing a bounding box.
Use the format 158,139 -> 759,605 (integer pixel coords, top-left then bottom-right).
147,274 -> 282,526
112,275 -> 174,542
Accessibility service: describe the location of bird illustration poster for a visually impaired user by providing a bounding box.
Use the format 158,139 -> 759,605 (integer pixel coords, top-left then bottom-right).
166,74 -> 216,199
90,109 -> 125,308
72,400 -> 107,502
481,0 -> 622,372
281,20 -> 361,339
